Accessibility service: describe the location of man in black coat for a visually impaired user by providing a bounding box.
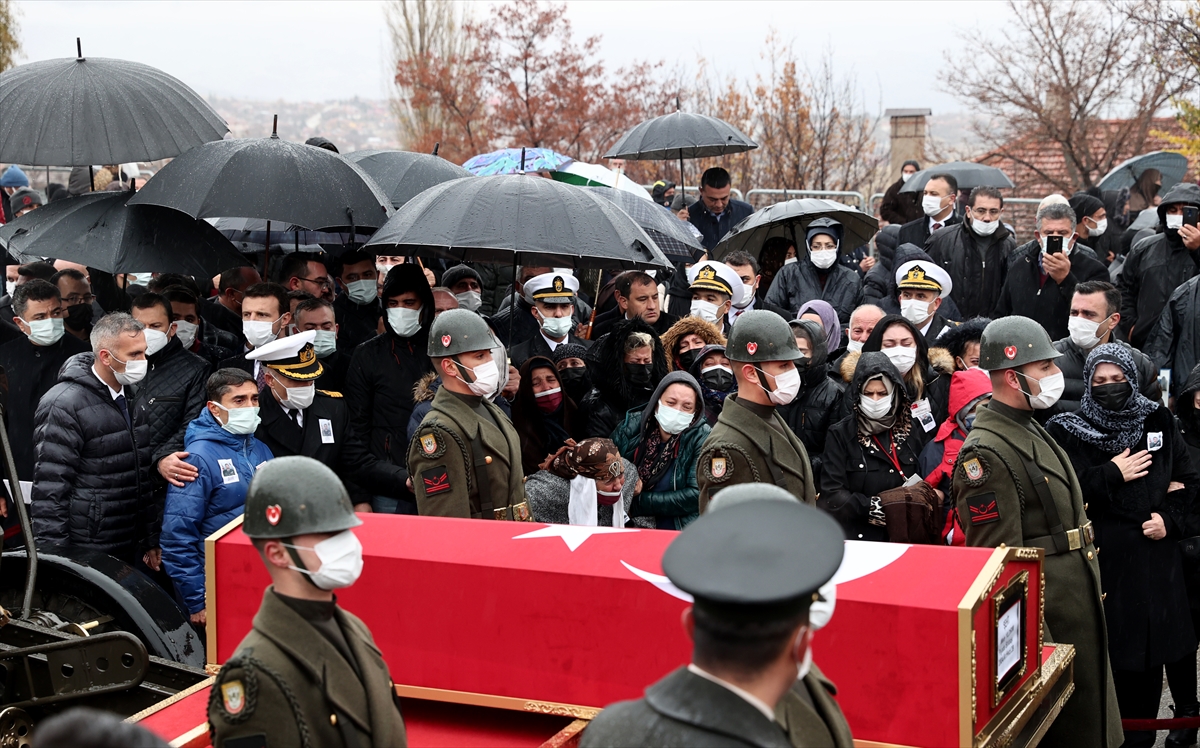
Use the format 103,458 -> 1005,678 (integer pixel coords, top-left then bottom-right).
779,320 -> 844,484
1118,182 -> 1200,349
218,283 -> 293,380
293,297 -> 351,394
331,249 -> 382,355
344,264 -> 435,514
31,313 -> 155,565
879,160 -> 923,226
202,266 -> 260,346
590,270 -> 679,340
925,186 -> 1015,319
723,251 -> 791,323
0,280 -> 89,480
896,172 -> 961,248
161,287 -> 235,370
508,272 -> 592,369
687,167 -> 755,252
489,264 -> 552,347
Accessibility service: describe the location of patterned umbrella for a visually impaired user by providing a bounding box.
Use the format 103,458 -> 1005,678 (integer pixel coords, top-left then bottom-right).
462,147 -> 572,176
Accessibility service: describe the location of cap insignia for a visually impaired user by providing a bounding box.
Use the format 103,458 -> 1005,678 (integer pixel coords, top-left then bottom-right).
553,276 -> 564,292
698,266 -> 716,281
746,342 -> 758,355
442,334 -> 452,348
265,504 -> 281,526
299,346 -> 315,364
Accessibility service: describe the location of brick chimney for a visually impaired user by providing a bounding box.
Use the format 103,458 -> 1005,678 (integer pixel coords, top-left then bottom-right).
885,109 -> 931,178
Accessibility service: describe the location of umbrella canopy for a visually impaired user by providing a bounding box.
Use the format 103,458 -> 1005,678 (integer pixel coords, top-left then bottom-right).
365,175 -> 670,270
583,186 -> 704,260
0,43 -> 227,165
128,129 -> 392,230
0,191 -> 250,276
604,111 -> 758,160
1097,150 -> 1189,192
550,162 -> 650,199
210,217 -> 373,255
462,147 -> 572,176
712,199 -> 879,262
900,161 -> 1015,193
344,149 -> 473,209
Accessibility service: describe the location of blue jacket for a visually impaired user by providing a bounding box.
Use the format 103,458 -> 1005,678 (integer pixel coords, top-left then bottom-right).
161,408 -> 273,614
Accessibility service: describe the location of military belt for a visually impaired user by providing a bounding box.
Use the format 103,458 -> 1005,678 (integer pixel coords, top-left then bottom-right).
1025,521 -> 1095,556
492,501 -> 532,522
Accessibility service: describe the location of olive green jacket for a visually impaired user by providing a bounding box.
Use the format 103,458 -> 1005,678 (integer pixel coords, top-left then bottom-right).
952,401 -> 1122,748
407,386 -> 525,518
697,394 -> 816,511
208,588 -> 407,748
775,665 -> 854,748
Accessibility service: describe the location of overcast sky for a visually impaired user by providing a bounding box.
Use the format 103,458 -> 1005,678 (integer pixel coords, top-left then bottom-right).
15,0 -> 1002,113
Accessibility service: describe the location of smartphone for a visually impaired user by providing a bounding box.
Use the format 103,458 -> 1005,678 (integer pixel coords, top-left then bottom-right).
1045,235 -> 1063,254
1184,206 -> 1199,227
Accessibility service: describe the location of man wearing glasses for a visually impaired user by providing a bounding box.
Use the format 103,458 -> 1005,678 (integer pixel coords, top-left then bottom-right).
280,253 -> 334,303
926,186 -> 1018,319
51,268 -> 97,341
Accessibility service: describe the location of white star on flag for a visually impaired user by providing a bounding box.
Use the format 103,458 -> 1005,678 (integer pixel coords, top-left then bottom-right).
512,524 -> 638,551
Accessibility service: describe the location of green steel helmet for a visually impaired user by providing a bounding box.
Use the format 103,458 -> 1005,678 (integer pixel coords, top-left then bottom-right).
427,308 -> 497,357
243,456 -> 362,539
978,316 -> 1062,371
725,309 -> 803,363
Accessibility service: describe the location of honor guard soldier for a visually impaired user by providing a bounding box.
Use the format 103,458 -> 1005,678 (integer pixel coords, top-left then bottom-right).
952,316 -> 1122,747
581,487 -> 846,748
208,456 -> 407,748
508,271 -> 591,369
247,331 -> 405,511
688,260 -> 745,334
697,310 -> 815,510
407,309 -> 530,520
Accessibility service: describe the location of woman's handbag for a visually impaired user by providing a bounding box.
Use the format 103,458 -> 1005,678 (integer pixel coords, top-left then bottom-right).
876,478 -> 941,544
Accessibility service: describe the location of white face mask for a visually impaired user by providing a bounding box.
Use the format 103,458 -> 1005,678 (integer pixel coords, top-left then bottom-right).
922,194 -> 947,217
783,257 -> 797,265
883,345 -> 917,375
809,248 -> 838,270
1089,218 -> 1108,237
761,366 -> 801,405
285,529 -> 364,590
794,627 -> 814,681
1018,371 -> 1065,410
733,282 -> 756,309
455,290 -> 483,312
386,306 -> 422,337
655,403 -> 694,435
689,299 -> 722,324
5,280 -> 14,297
213,403 -> 261,435
312,329 -> 337,358
108,353 -> 147,386
900,298 -> 933,326
859,393 -> 893,420
901,172 -> 913,183
845,339 -> 864,354
376,262 -> 396,279
539,312 -> 574,339
456,358 -> 500,397
971,217 -> 999,236
20,317 -> 64,346
1167,214 -> 1184,230
1040,235 -> 1073,257
143,328 -> 170,356
346,279 -> 378,305
174,320 -> 198,350
1068,315 -> 1109,350
274,377 -> 316,410
243,317 -> 281,348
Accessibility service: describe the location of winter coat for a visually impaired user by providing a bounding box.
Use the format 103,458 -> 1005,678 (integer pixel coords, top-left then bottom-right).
1047,407 -> 1198,671
896,213 -> 960,249
880,178 -> 922,226
687,199 -> 754,251
333,291 -> 381,356
590,308 -> 679,341
490,295 -> 540,348
994,240 -> 1110,341
818,352 -> 924,542
764,257 -> 862,324
778,319 -> 844,483
925,220 -> 1017,319
920,368 -> 992,494
583,317 -> 669,425
1048,337 -> 1161,417
31,353 -> 155,558
476,262 -> 515,318
659,316 -> 726,371
1117,182 -> 1200,349
161,409 -> 273,614
132,337 -> 210,469
862,243 -> 964,320
1144,273 -> 1200,396
0,333 -> 89,480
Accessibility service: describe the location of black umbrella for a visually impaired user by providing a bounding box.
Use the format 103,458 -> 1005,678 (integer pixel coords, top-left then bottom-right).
899,161 -> 1015,194
344,149 -> 474,209
0,39 -> 227,165
0,191 -> 250,277
211,217 -> 374,255
583,186 -> 704,260
712,199 -> 879,262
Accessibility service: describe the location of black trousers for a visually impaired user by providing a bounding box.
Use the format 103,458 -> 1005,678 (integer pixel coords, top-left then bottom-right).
1167,648 -> 1199,711
1117,654 -> 1197,748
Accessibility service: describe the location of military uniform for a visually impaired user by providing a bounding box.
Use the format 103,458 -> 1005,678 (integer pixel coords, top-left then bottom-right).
407,309 -> 530,520
776,666 -> 855,748
952,317 -> 1122,748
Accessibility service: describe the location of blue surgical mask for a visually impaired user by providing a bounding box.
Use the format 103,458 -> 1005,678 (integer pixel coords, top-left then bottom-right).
387,306 -> 422,337
213,403 -> 261,435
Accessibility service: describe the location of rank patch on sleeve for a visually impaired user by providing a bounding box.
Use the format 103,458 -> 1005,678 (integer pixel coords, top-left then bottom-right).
422,467 -> 451,496
967,492 -> 1000,525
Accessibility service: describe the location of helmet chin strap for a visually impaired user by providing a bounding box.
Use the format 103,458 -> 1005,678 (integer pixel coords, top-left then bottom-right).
752,366 -> 776,396
1012,369 -> 1037,409
283,541 -> 322,589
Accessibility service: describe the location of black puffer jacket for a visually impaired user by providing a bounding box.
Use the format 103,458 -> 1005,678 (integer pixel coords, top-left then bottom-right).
132,337 -> 210,469
582,317 -> 669,438
995,240 -> 1111,341
345,265 -> 435,473
1046,337 -> 1161,417
1117,182 -> 1200,349
764,255 -> 862,323
1144,274 -> 1200,396
924,220 -> 1017,319
778,319 -> 844,483
31,353 -> 154,557
862,243 -> 964,319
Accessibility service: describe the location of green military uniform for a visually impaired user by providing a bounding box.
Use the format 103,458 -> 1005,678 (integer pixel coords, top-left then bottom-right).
406,309 -> 530,520
208,457 -> 407,748
951,317 -> 1121,748
776,665 -> 854,748
697,311 -> 816,511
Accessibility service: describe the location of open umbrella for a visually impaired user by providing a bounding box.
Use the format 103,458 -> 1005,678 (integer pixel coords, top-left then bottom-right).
550,162 -> 650,199
0,39 -> 227,165
0,191 -> 250,277
583,186 -> 704,260
344,149 -> 474,209
711,199 -> 879,262
462,147 -> 572,176
900,162 -> 1015,193
1098,151 -> 1189,193
210,217 -> 373,255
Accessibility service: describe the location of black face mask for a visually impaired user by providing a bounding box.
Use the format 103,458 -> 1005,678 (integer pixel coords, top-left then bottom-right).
1091,381 -> 1132,412
558,367 -> 590,400
700,367 -> 734,392
677,348 -> 700,373
65,303 -> 94,330
624,362 -> 652,388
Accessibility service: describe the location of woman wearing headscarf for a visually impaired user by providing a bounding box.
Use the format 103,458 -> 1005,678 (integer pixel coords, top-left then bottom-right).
1128,168 -> 1163,217
1171,364 -> 1200,747
780,319 -> 845,484
1047,343 -> 1199,748
688,344 -> 733,425
764,218 -> 863,324
612,371 -> 711,530
659,316 -> 725,372
580,318 -> 668,438
818,352 -> 939,543
525,438 -> 648,528
512,355 -> 583,475
797,299 -> 842,355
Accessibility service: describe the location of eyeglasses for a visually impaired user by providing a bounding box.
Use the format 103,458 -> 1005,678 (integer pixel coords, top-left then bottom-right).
970,208 -> 1002,218
297,277 -> 333,290
63,294 -> 96,306
810,242 -> 838,251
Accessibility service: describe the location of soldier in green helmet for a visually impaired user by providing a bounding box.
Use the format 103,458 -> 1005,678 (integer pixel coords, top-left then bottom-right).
952,316 -> 1122,747
407,309 -> 530,520
696,310 -> 816,510
208,456 -> 407,748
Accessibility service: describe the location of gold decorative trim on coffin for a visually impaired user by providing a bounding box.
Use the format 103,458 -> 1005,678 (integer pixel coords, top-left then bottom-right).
392,683 -> 599,720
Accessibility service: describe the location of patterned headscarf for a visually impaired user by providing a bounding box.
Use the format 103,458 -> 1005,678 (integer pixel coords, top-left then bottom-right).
1047,343 -> 1159,453
541,438 -> 623,481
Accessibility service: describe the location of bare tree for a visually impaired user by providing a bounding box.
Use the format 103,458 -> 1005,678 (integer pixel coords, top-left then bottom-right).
0,1 -> 19,74
941,0 -> 1196,192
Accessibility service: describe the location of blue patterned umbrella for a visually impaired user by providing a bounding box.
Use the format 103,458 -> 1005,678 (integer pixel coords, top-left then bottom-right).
462,147 -> 572,176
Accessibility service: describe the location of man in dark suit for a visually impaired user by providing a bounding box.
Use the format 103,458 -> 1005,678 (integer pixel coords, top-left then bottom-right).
724,250 -> 791,324
508,272 -> 592,368
687,167 -> 755,252
293,297 -> 351,394
896,172 -> 960,248
202,266 -> 260,346
590,270 -> 678,340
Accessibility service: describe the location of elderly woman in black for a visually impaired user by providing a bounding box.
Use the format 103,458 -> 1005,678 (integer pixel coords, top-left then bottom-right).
1047,343 -> 1199,748
819,352 -> 938,543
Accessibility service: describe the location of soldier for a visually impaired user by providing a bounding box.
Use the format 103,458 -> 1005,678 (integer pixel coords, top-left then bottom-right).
247,331 -> 405,512
208,456 -> 407,748
581,490 -> 845,748
697,310 -> 815,510
952,316 -> 1122,748
407,309 -> 530,520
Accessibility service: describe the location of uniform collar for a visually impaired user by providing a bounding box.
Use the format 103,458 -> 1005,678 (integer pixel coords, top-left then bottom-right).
688,664 -> 776,722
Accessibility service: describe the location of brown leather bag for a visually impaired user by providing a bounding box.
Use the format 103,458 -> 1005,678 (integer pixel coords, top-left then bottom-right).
876,480 -> 941,544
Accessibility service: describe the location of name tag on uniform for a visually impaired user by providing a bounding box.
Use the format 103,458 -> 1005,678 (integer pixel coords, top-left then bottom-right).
319,418 -> 335,444
217,459 -> 239,485
912,399 -> 936,432
1148,432 -> 1164,452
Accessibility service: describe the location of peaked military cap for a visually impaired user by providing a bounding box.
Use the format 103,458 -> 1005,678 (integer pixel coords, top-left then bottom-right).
246,330 -> 324,380
895,260 -> 953,299
526,271 -> 578,304
688,260 -> 744,305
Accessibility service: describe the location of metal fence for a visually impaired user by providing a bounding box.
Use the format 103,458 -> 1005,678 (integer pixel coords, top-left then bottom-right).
745,189 -> 864,210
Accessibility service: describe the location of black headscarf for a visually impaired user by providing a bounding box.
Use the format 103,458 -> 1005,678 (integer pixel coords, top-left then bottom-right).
513,355 -> 576,475
1047,343 -> 1159,453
